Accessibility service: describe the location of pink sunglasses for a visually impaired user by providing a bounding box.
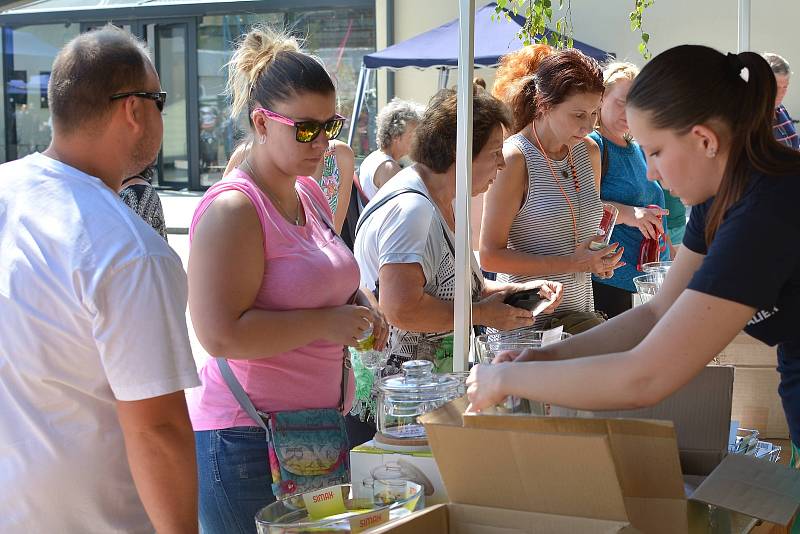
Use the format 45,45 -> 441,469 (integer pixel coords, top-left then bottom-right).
253,107 -> 346,143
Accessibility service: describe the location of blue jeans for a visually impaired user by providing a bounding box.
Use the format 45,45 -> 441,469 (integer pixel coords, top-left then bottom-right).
777,340 -> 800,450
196,427 -> 275,534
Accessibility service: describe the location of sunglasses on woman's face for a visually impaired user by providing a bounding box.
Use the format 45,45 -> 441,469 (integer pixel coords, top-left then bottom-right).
110,91 -> 168,112
253,107 -> 346,143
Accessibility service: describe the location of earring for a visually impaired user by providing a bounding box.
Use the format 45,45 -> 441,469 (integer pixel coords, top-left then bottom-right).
258,134 -> 266,145
708,148 -> 717,158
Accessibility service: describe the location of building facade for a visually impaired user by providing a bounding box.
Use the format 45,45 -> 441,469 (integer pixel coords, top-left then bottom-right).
387,0 -> 800,120
1,0 -> 798,190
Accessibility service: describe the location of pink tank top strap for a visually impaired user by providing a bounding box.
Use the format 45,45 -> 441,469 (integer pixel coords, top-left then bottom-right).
296,174 -> 336,230
189,169 -> 270,256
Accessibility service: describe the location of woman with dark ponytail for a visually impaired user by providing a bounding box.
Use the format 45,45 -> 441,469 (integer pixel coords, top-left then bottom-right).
467,45 -> 800,470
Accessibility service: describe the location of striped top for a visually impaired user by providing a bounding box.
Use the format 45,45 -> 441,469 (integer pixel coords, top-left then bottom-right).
773,105 -> 799,150
497,133 -> 604,327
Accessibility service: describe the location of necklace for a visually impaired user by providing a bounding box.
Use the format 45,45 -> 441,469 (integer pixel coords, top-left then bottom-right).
241,158 -> 302,225
531,123 -> 581,192
531,121 -> 579,247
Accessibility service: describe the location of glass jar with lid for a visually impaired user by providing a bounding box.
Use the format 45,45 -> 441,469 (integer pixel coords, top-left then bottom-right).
375,360 -> 461,446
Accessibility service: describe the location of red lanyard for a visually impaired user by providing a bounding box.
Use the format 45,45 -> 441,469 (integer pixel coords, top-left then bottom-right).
531,123 -> 579,246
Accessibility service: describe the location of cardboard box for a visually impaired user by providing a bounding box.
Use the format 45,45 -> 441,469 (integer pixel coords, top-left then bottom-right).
731,367 -> 788,439
717,333 -> 777,367
370,398 -> 800,534
581,366 -> 734,475
715,333 -> 788,439
350,441 -> 448,505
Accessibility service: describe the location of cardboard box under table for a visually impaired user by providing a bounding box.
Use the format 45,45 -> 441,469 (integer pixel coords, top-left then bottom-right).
368,398 -> 800,534
715,333 -> 788,439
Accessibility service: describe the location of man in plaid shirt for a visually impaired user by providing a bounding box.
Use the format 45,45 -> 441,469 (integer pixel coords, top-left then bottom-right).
764,52 -> 799,150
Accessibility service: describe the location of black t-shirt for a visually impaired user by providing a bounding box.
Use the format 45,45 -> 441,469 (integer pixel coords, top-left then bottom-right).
684,171 -> 800,445
683,172 -> 800,346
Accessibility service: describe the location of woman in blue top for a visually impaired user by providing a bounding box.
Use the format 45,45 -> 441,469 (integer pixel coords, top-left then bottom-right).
589,62 -> 670,318
467,46 -> 800,472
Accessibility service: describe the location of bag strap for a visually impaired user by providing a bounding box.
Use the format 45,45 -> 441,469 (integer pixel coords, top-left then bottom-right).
305,189 -> 351,413
214,187 -> 351,429
358,186 -> 483,296
355,187 -> 429,235
304,184 -> 338,236
598,134 -> 609,180
355,186 -> 466,269
216,354 -> 350,426
215,358 -> 270,434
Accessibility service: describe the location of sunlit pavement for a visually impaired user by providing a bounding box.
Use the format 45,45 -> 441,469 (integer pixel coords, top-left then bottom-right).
159,189 -> 210,371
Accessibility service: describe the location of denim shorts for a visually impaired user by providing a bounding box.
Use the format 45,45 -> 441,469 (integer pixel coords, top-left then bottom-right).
195,427 -> 275,534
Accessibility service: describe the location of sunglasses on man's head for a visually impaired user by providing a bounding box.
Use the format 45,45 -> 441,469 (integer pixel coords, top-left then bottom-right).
110,91 -> 168,112
253,107 -> 346,143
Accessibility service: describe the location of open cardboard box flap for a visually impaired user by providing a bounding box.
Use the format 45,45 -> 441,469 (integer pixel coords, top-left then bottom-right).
582,366 -> 734,475
691,453 -> 800,525
418,397 -> 800,532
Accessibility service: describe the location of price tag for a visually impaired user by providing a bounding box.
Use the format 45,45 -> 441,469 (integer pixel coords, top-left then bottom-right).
302,486 -> 347,520
349,507 -> 390,533
541,325 -> 564,347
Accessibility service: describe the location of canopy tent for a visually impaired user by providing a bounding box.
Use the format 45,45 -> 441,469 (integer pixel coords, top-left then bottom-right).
347,1 -> 609,145
446,0 -> 756,371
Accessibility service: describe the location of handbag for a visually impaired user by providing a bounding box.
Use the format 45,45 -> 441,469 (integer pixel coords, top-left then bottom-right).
539,310 -> 607,335
636,204 -> 667,271
214,183 -> 352,500
216,353 -> 351,500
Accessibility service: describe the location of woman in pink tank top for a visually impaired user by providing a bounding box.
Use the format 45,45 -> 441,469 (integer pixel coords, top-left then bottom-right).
187,26 -> 387,534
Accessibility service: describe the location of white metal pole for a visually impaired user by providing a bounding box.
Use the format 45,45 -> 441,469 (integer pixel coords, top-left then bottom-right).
453,0 -> 475,372
437,67 -> 452,90
737,0 -> 750,53
347,65 -> 370,147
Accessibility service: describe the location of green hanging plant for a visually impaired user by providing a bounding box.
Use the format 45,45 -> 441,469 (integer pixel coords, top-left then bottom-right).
493,0 -> 655,60
630,0 -> 654,60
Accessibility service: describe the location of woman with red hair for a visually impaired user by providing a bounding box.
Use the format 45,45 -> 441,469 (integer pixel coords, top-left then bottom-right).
480,45 -> 624,332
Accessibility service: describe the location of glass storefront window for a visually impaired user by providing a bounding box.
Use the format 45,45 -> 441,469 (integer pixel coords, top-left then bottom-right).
286,7 -> 377,160
197,7 -> 376,186
197,13 -> 282,187
149,22 -> 190,187
0,2 -> 376,188
4,24 -> 78,160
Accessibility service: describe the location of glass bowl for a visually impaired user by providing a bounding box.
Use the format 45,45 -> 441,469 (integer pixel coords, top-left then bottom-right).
254,481 -> 424,534
641,260 -> 673,273
633,271 -> 667,303
473,328 -> 571,414
474,328 -> 572,364
377,360 -> 461,441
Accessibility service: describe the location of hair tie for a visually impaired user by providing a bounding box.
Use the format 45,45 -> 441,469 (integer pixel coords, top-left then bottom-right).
727,52 -> 749,83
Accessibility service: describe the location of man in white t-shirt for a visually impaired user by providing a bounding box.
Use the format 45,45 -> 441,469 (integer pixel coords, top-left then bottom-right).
0,26 -> 200,533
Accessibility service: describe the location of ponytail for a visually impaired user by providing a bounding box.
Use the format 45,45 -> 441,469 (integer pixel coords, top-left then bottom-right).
627,45 -> 800,246
226,24 -> 334,123
494,44 -> 603,134
704,51 -> 792,244
493,43 -> 553,102
505,75 -> 538,133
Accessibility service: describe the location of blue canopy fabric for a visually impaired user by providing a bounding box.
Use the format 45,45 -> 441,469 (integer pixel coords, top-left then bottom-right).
363,2 -> 609,70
